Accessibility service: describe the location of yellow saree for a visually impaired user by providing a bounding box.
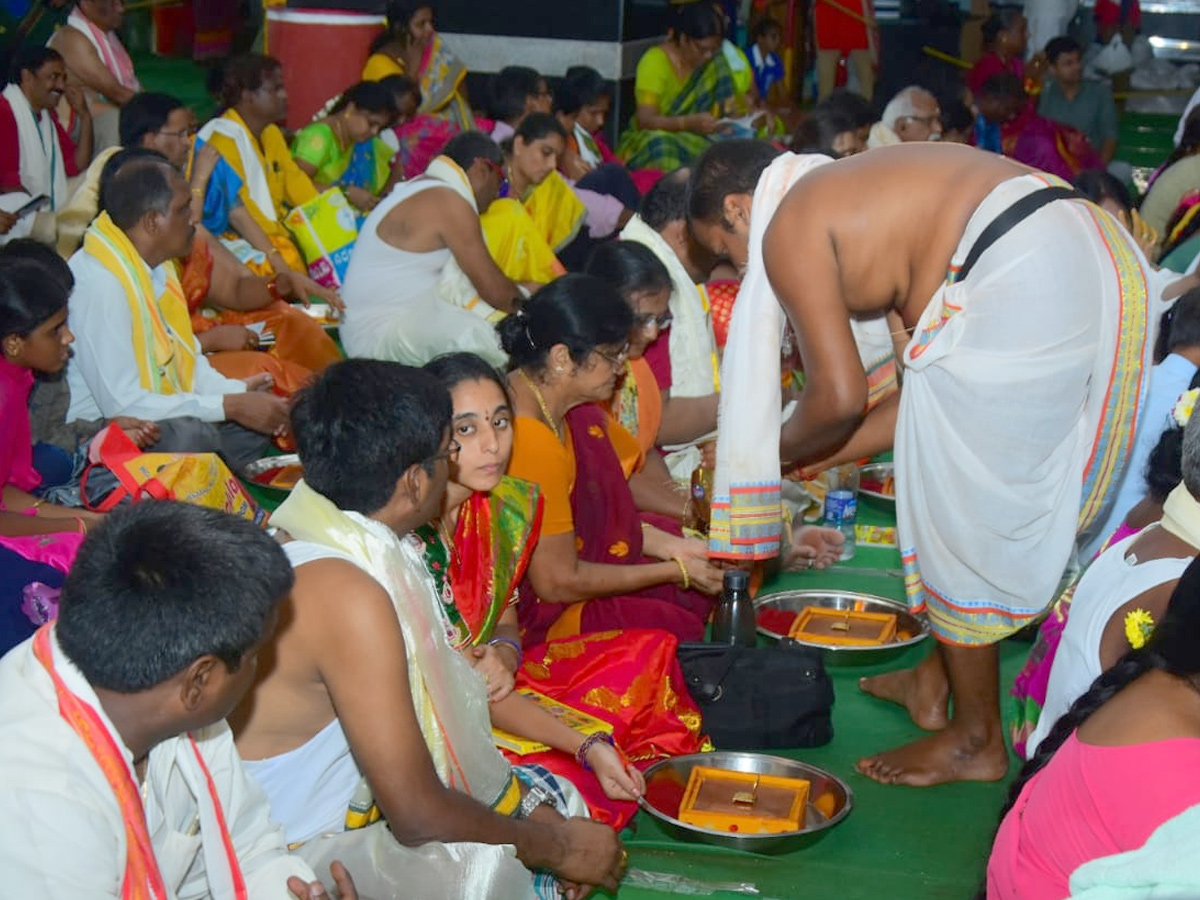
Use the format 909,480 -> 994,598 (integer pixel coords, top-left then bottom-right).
198,109 -> 317,273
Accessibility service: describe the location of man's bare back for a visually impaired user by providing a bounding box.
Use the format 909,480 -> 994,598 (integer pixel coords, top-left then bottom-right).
765,143 -> 1029,327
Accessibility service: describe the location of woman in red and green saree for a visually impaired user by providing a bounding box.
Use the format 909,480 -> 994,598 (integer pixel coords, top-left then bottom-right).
421,351 -> 710,827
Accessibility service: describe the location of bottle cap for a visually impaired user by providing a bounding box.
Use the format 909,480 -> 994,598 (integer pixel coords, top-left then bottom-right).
723,569 -> 750,590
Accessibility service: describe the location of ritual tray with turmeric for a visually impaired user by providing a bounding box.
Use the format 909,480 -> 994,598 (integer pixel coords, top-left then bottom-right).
858,461 -> 895,507
754,590 -> 929,663
788,606 -> 898,647
679,765 -> 809,834
639,751 -> 853,853
243,454 -> 303,492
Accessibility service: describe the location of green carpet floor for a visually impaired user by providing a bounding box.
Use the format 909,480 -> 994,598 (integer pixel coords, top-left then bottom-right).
133,53 -> 213,120
616,499 -> 1024,900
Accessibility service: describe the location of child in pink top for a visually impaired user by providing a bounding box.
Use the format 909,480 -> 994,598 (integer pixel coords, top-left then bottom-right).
0,242 -> 97,653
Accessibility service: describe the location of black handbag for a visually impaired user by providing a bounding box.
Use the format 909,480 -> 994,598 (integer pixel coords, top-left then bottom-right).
676,642 -> 834,750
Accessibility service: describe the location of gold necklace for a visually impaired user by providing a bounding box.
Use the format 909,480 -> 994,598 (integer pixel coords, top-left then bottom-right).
519,370 -> 561,442
433,514 -> 456,559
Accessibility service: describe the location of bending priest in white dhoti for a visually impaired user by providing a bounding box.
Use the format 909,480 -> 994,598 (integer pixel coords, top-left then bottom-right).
689,140 -> 1152,788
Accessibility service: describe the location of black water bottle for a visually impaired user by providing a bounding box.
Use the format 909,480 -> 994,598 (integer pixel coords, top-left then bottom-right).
711,569 -> 756,646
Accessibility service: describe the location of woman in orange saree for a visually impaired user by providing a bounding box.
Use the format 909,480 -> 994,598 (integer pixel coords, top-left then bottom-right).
420,352 -> 709,827
177,234 -> 335,396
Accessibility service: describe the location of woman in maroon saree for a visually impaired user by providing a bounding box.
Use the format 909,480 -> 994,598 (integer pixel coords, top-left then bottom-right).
501,275 -> 724,647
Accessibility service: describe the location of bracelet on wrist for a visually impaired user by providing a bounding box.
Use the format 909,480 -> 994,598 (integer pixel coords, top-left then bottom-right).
672,556 -> 690,590
488,636 -> 523,666
575,731 -> 616,771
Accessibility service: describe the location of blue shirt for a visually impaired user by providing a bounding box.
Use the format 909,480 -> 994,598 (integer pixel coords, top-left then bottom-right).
196,139 -> 245,236
1082,352 -> 1198,559
750,45 -> 784,98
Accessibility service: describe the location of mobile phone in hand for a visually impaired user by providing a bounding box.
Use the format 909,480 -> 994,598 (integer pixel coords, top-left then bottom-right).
15,195 -> 49,219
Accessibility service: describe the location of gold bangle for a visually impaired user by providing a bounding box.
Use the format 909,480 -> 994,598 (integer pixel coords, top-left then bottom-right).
190,187 -> 204,195
672,556 -> 690,590
30,499 -> 45,515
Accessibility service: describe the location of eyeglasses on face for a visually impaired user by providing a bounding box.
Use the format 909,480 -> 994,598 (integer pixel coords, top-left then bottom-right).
634,312 -> 673,332
595,343 -> 631,369
159,125 -> 199,139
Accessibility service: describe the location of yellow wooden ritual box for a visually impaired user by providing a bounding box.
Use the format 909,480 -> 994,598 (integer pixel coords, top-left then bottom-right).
789,606 -> 898,647
678,766 -> 810,834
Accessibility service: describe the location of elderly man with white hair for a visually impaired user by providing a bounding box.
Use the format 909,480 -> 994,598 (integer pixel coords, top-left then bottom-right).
867,86 -> 943,148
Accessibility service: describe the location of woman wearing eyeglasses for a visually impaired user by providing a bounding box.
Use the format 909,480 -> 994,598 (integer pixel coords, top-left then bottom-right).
582,240 -> 703,528
418,349 -> 709,829
500,274 -> 724,647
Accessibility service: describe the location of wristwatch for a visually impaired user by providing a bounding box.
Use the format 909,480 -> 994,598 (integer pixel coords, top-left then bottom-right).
517,785 -> 555,819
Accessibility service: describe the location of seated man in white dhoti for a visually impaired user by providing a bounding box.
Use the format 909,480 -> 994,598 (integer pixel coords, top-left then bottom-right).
619,169 -> 720,479
47,0 -> 140,151
689,139 -> 1153,787
231,360 -> 627,900
0,501 -> 355,899
340,131 -> 525,368
0,46 -> 93,246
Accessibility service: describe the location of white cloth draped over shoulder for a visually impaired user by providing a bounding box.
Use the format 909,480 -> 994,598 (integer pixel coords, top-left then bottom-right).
198,117 -> 277,223
338,156 -> 506,366
63,7 -> 140,94
708,152 -> 834,559
0,629 -> 313,897
619,215 -> 719,401
270,481 -> 515,806
2,82 -> 69,210
867,121 -> 902,149
620,213 -> 721,478
244,541 -> 538,900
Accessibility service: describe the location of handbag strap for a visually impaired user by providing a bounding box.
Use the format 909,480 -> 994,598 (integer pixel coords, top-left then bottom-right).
955,187 -> 1083,284
80,463 -> 173,512
678,644 -> 742,703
